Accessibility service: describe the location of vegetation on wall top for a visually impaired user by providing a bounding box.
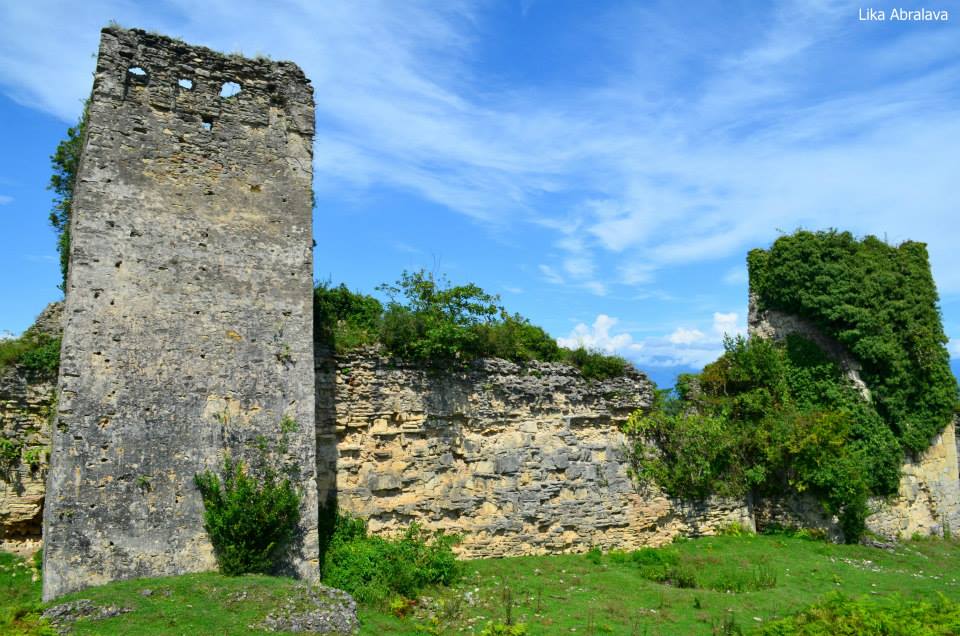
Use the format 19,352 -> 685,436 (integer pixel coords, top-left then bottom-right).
315,270 -> 631,380
0,331 -> 60,382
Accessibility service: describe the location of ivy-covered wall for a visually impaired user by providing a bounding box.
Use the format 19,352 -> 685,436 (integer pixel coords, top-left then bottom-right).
748,230 -> 959,537
748,230 -> 958,455
623,230 -> 959,542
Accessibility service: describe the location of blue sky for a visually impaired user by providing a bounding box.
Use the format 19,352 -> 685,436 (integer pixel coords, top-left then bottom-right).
1,0 -> 959,388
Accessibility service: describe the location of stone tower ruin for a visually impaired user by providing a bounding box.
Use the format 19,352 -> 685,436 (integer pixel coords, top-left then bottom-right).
43,27 -> 318,600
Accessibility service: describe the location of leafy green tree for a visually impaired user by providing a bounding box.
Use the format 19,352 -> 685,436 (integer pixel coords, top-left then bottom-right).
313,270 -> 632,379
49,106 -> 88,291
625,334 -> 902,542
749,230 -> 958,455
377,270 -> 502,362
314,281 -> 384,351
624,230 -> 959,542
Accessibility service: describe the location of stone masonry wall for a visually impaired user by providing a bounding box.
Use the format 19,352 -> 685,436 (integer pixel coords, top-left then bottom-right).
317,350 -> 755,558
867,419 -> 960,538
0,371 -> 53,556
43,27 -> 317,600
0,304 -> 61,556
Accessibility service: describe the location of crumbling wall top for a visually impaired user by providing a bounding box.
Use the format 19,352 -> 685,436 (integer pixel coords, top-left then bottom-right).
95,26 -> 313,136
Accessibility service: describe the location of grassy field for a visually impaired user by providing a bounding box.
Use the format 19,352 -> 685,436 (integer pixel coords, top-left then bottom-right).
3,533 -> 959,635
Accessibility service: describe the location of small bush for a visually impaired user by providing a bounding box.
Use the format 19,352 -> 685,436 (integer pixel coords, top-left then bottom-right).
626,548 -> 696,587
0,439 -> 21,477
718,522 -> 754,537
760,524 -> 828,542
193,456 -> 301,576
559,346 -> 629,381
707,565 -> 777,593
321,512 -> 461,604
314,281 -> 383,353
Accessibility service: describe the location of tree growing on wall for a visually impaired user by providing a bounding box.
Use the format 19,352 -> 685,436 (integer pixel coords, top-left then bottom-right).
48,105 -> 87,291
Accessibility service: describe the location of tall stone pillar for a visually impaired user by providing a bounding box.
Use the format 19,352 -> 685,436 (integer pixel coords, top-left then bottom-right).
43,26 -> 317,600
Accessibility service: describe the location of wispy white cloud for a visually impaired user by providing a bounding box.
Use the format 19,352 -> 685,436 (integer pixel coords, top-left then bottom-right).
0,195 -> 12,205
949,339 -> 960,360
668,327 -> 704,345
712,312 -> 745,338
619,262 -> 656,286
392,242 -> 423,255
24,254 -> 57,263
560,310 -> 748,370
1,0 -> 957,300
538,264 -> 564,285
0,329 -> 14,340
581,280 -> 607,297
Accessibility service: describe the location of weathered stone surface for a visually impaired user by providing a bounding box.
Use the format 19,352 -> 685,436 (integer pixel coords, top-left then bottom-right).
0,303 -> 60,556
867,419 -> 960,538
43,26 -> 317,600
42,599 -> 133,635
319,349 -> 755,557
258,583 -> 358,634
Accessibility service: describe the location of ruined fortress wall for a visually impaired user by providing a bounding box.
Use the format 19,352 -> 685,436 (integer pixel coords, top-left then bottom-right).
749,295 -> 960,539
318,351 -> 754,558
0,303 -> 60,556
867,419 -> 960,538
43,27 -> 317,600
0,370 -> 53,556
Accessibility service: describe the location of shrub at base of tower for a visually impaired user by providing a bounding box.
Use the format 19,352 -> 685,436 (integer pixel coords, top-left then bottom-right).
193,457 -> 301,576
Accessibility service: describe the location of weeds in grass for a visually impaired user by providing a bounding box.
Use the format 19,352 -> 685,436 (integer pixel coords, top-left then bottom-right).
4,534 -> 960,635
0,552 -> 54,636
718,522 -> 755,537
758,592 -> 960,635
585,546 -> 602,564
761,523 -> 828,541
478,621 -> 528,636
501,583 -> 515,625
712,613 -> 744,635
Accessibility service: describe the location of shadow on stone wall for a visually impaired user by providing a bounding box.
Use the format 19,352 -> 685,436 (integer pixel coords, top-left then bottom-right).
314,339 -> 339,569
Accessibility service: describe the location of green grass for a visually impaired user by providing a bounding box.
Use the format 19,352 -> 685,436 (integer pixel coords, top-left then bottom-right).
0,551 -> 51,635
3,534 -> 959,635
